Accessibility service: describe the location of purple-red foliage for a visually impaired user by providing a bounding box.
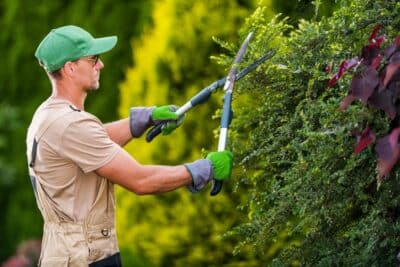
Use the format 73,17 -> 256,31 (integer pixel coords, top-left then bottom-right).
353,127 -> 376,154
327,25 -> 400,179
375,128 -> 400,179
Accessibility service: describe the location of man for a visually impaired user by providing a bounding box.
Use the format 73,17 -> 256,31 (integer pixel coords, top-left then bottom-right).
26,25 -> 233,267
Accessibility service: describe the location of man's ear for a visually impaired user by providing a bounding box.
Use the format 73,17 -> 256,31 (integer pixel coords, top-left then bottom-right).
63,61 -> 76,76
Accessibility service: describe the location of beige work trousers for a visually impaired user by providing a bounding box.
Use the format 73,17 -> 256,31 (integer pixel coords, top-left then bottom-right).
33,174 -> 119,266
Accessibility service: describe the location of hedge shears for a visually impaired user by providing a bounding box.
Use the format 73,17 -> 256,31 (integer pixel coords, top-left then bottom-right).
145,33 -> 274,195
209,32 -> 253,195
146,51 -> 274,142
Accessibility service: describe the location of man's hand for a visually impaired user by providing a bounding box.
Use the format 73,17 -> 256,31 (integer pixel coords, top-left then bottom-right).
206,150 -> 233,180
184,150 -> 233,193
129,105 -> 184,138
151,105 -> 185,135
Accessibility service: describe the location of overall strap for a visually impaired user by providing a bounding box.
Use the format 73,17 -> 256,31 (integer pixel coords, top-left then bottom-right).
29,105 -> 78,222
29,105 -> 77,168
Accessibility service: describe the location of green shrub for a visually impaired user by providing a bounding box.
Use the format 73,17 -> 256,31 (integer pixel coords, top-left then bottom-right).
231,0 -> 400,265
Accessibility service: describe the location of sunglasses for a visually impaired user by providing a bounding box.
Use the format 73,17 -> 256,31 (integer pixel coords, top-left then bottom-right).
81,55 -> 100,66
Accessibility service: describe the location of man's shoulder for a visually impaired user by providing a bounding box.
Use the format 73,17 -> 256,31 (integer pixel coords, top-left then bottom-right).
28,98 -> 102,141
62,106 -> 100,124
51,106 -> 104,139
40,98 -> 101,123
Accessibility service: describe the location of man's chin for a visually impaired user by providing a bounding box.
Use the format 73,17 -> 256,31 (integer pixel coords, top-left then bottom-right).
86,85 -> 100,92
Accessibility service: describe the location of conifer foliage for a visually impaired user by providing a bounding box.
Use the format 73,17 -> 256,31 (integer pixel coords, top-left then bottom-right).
231,0 -> 400,265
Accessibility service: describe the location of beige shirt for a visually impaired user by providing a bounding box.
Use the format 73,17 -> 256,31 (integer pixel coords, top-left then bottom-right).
26,97 -> 119,221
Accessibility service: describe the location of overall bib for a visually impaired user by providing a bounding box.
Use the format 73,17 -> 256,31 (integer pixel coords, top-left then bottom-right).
27,104 -> 120,267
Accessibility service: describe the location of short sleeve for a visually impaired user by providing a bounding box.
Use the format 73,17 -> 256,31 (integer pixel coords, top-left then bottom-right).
59,117 -> 120,173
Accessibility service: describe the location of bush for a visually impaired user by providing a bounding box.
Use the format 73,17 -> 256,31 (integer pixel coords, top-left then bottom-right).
231,0 -> 400,265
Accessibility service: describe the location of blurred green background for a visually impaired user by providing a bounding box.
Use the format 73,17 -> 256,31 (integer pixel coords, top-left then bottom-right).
10,0 -> 397,266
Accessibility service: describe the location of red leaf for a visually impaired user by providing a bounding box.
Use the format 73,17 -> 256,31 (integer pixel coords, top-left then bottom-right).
383,64 -> 400,88
396,36 -> 400,46
326,76 -> 339,88
361,45 -> 382,66
384,36 -> 400,58
367,24 -> 385,49
353,127 -> 376,154
383,52 -> 400,88
390,51 -> 400,64
375,128 -> 400,178
326,57 -> 359,88
350,67 -> 379,103
386,73 -> 400,96
377,158 -> 398,180
368,24 -> 382,43
339,94 -> 356,111
371,54 -> 383,70
372,36 -> 386,48
368,89 -> 397,119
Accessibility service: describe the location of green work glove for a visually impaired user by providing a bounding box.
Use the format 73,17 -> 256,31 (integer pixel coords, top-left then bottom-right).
185,150 -> 233,193
151,105 -> 185,135
129,105 -> 184,137
206,150 -> 233,180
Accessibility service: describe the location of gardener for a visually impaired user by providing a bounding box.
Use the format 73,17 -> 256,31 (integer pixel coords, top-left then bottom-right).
26,25 -> 233,267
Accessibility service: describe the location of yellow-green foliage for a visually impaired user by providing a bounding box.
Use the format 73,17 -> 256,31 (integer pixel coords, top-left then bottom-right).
117,0 -> 258,266
118,0 -> 254,164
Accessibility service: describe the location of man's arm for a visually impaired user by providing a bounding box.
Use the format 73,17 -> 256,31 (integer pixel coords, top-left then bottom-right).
96,147 -> 192,194
104,118 -> 132,147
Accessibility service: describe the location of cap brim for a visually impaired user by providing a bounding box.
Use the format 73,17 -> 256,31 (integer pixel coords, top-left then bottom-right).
85,36 -> 117,56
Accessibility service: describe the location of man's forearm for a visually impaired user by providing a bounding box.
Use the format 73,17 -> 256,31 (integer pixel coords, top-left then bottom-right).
133,165 -> 192,194
104,118 -> 132,146
96,149 -> 193,195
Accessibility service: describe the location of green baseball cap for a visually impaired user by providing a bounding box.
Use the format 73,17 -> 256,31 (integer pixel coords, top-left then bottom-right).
35,25 -> 117,72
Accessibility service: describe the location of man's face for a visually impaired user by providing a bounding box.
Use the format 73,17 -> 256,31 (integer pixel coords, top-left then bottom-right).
73,55 -> 104,91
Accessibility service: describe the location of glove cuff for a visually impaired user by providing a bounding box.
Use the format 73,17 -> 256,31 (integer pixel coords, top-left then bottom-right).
129,107 -> 155,137
184,159 -> 214,193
